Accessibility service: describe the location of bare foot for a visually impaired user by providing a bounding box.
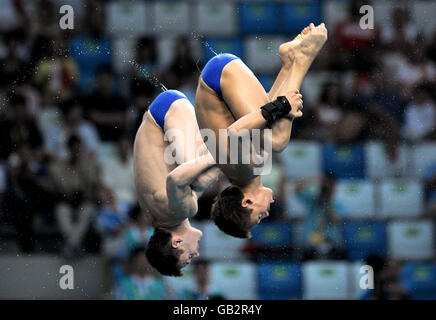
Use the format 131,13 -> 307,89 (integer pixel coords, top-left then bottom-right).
279,24 -> 314,67
289,23 -> 328,67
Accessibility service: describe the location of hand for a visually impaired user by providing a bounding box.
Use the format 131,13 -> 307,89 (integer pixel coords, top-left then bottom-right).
285,90 -> 303,118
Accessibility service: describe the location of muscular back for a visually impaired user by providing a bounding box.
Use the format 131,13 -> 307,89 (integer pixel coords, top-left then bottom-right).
133,111 -> 177,227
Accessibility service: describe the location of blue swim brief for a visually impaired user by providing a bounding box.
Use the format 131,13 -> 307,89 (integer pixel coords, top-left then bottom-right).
148,90 -> 188,129
201,53 -> 240,98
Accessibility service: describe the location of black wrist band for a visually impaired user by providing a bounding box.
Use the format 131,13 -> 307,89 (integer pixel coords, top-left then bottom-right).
260,96 -> 292,123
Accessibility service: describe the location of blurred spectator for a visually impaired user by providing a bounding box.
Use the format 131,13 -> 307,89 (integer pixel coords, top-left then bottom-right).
294,176 -> 346,260
389,42 -> 436,96
403,84 -> 436,142
120,204 -> 153,259
126,79 -> 156,138
261,154 -> 287,220
313,81 -> 367,143
130,36 -> 158,82
381,7 -> 417,50
164,35 -> 198,88
69,0 -> 111,91
331,0 -> 379,72
33,36 -> 79,101
95,185 -> 130,259
101,135 -> 135,205
113,246 -> 169,300
2,145 -> 56,252
83,64 -> 127,141
49,135 -> 100,257
0,29 -> 27,87
0,94 -> 43,160
39,98 -> 101,159
178,259 -> 224,300
360,257 -> 411,300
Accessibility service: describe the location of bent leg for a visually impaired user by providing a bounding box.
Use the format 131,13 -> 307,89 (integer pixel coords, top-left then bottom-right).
164,97 -> 208,164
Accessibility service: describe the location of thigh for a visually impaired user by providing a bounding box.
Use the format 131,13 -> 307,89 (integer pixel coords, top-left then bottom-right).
164,98 -> 207,164
220,59 -> 269,120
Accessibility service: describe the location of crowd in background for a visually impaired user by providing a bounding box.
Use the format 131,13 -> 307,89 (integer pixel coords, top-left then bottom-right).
0,0 -> 435,300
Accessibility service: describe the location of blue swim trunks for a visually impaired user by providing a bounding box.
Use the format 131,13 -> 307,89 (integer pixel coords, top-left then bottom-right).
201,53 -> 240,98
148,90 -> 187,129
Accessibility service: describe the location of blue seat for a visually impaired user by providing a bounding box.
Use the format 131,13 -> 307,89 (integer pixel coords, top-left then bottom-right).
401,263 -> 436,300
239,3 -> 279,34
203,38 -> 243,64
70,36 -> 112,92
344,222 -> 387,260
251,222 -> 292,248
258,263 -> 302,299
322,143 -> 365,179
281,1 -> 322,33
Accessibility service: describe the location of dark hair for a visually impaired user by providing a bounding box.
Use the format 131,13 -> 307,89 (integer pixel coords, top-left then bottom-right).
146,228 -> 184,277
210,186 -> 253,239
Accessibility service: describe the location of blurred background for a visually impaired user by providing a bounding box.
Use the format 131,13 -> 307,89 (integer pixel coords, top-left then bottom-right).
0,0 -> 436,300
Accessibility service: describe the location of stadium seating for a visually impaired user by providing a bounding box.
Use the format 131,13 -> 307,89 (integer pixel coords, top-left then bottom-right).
333,180 -> 375,219
203,38 -> 243,63
165,265 -> 195,296
412,143 -> 436,178
401,262 -> 436,300
112,37 -> 136,74
378,179 -> 423,219
302,261 -> 349,299
105,1 -> 149,36
343,222 -> 387,260
210,262 -> 258,300
70,36 -> 112,91
322,0 -> 349,31
285,181 -> 320,219
364,142 -> 409,179
388,220 -> 434,260
258,263 -> 302,299
244,36 -> 285,72
201,222 -> 248,260
300,71 -> 333,106
281,1 -> 322,33
250,222 -> 293,248
196,2 -> 237,36
282,141 -> 322,178
239,3 -> 279,34
152,2 -> 190,34
322,143 -> 365,179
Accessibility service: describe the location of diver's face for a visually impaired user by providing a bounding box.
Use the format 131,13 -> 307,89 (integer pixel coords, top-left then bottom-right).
177,227 -> 203,268
244,187 -> 274,225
